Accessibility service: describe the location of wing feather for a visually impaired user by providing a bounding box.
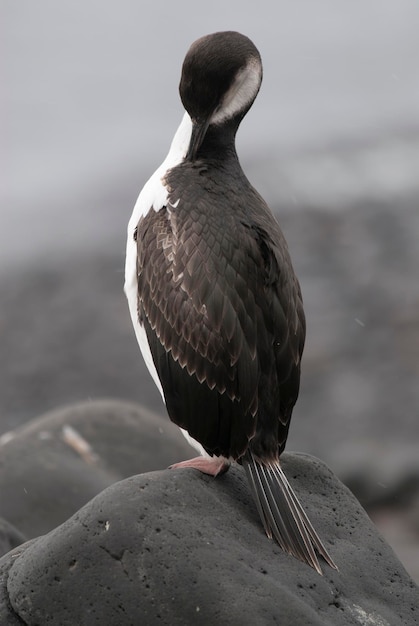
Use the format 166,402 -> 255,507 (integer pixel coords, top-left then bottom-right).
136,162 -> 305,459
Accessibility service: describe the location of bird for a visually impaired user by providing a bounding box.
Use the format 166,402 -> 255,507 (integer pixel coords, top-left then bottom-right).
124,31 -> 337,574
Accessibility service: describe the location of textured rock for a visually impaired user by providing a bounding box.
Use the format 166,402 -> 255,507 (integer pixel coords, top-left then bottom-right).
0,399 -> 193,539
1,454 -> 417,625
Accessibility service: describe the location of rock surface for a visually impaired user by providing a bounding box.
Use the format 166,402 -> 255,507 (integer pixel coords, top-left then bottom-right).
0,399 -> 193,539
1,454 -> 418,625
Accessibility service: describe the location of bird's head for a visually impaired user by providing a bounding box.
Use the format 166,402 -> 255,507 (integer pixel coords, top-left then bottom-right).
179,31 -> 263,161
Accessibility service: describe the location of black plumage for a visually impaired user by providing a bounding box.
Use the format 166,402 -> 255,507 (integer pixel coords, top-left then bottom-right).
129,31 -> 337,573
137,158 -> 303,460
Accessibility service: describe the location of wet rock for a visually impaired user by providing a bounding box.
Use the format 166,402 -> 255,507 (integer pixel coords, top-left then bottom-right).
1,454 -> 417,625
0,399 -> 193,539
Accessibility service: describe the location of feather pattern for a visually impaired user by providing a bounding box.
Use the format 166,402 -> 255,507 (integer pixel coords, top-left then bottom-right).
124,113 -> 193,401
244,452 -> 337,574
135,154 -> 305,460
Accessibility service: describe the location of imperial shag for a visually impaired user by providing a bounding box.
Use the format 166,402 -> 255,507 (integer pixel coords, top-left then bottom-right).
125,31 -> 337,574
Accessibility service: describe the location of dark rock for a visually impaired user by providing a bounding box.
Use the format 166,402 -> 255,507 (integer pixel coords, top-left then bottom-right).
1,454 -> 417,625
0,399 -> 192,539
0,519 -> 26,558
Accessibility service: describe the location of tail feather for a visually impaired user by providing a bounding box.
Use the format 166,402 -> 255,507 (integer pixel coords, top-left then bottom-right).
243,452 -> 337,574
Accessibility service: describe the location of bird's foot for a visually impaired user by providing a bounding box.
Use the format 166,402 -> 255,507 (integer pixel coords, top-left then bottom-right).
169,456 -> 230,477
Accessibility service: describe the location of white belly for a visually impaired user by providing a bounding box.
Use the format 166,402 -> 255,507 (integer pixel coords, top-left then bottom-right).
124,112 -> 208,457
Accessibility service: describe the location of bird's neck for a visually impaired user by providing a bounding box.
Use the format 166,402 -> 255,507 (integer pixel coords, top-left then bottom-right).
196,119 -> 241,164
167,113 -> 243,171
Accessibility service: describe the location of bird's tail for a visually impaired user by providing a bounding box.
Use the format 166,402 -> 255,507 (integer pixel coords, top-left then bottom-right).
243,451 -> 337,574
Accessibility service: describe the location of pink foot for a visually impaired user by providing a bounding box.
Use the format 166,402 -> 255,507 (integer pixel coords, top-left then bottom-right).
169,456 -> 230,477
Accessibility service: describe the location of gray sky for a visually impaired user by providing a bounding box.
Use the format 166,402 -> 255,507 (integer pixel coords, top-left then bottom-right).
3,0 -> 419,268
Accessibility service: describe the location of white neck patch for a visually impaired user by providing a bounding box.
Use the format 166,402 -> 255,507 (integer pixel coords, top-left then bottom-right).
210,58 -> 262,125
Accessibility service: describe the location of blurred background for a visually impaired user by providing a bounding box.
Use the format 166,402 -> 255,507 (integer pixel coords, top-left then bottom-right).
2,1 -> 419,580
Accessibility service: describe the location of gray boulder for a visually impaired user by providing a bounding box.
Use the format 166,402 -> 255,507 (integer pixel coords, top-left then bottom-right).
0,399 -> 193,539
1,454 -> 417,625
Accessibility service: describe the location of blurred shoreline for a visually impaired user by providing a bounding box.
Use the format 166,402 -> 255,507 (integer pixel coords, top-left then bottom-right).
2,129 -> 419,275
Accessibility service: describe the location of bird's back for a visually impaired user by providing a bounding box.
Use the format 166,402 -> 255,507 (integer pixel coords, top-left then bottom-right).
136,154 -> 305,461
